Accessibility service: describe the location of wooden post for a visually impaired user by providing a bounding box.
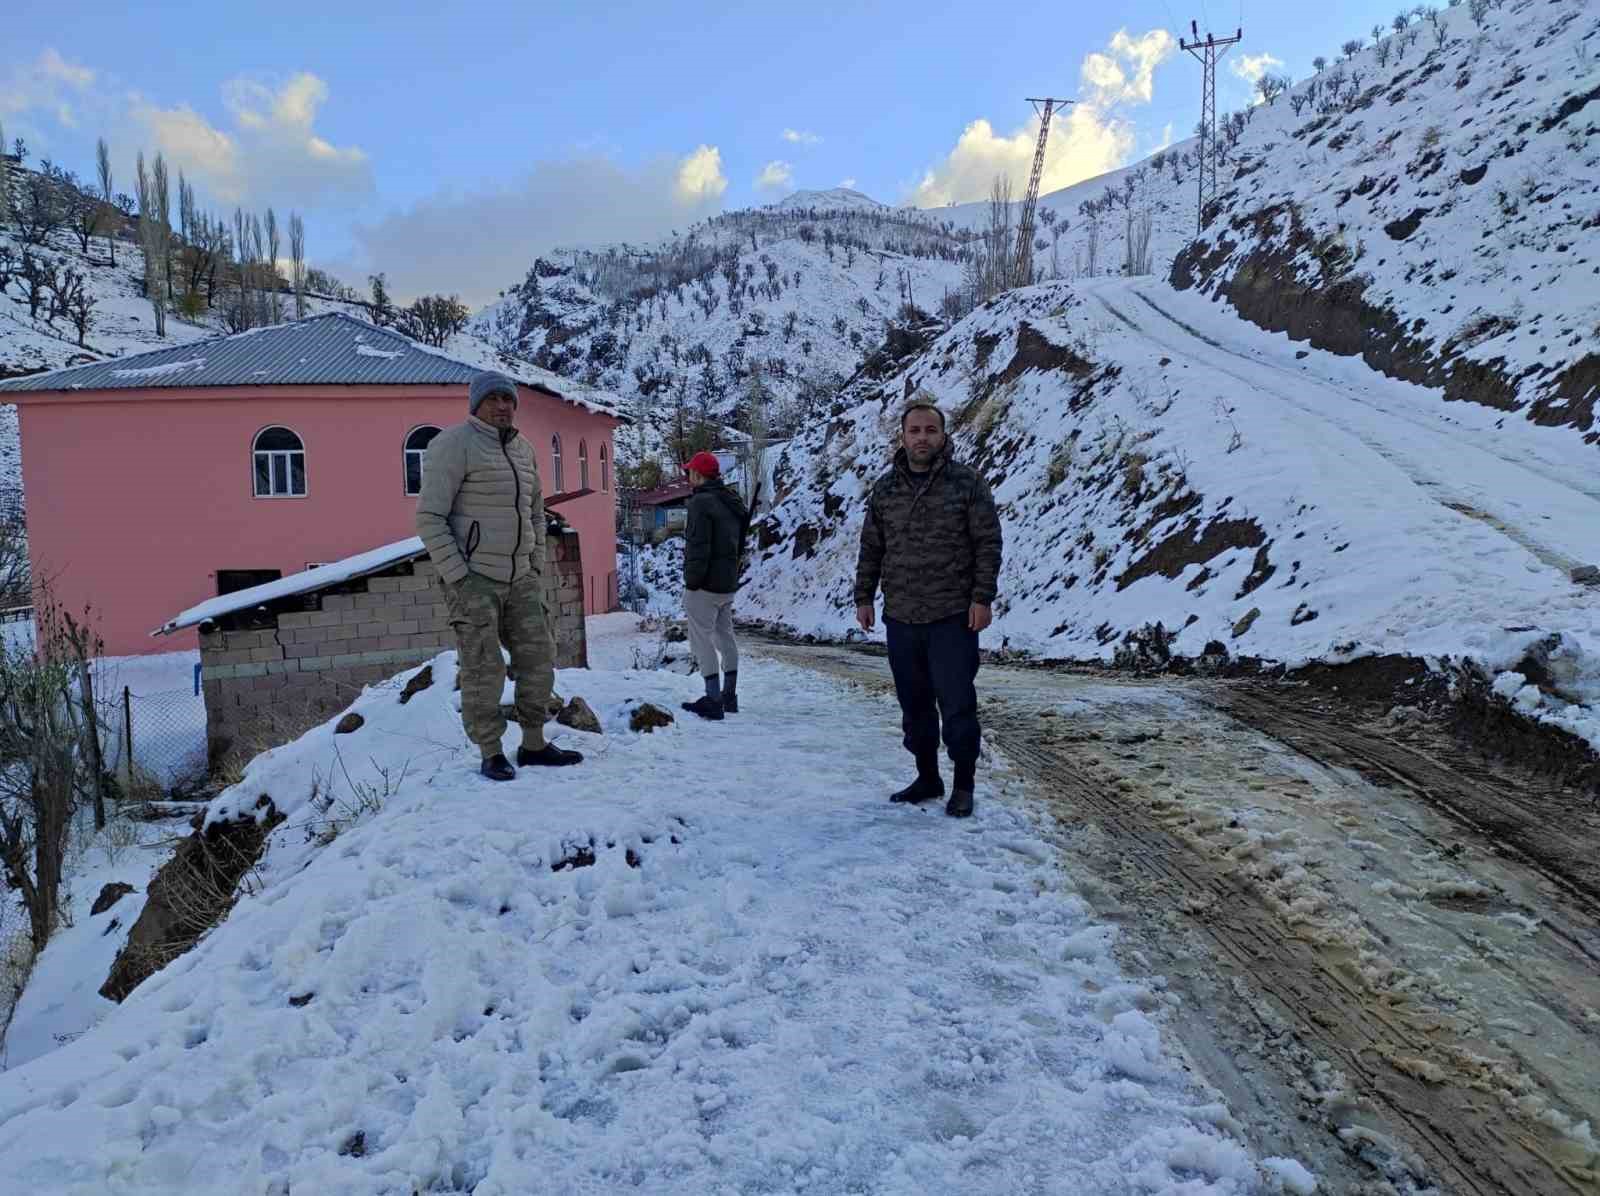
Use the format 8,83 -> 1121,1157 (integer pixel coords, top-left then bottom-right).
123,685 -> 134,787
75,657 -> 107,830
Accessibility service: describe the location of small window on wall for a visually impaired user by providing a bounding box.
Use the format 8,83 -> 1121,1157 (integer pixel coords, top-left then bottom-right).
404,425 -> 442,495
600,443 -> 610,491
579,439 -> 590,490
253,426 -> 306,497
552,434 -> 564,492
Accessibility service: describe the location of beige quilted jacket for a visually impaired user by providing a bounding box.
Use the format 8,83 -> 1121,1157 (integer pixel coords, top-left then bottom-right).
415,416 -> 545,586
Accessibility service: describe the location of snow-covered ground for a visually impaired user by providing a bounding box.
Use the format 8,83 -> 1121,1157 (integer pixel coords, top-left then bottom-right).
0,621 -> 1313,1194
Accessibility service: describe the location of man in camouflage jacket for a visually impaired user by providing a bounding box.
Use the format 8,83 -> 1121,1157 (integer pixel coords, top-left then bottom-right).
854,400 -> 1002,818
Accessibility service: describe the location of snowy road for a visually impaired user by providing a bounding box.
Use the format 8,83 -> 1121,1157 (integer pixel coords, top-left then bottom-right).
0,642 -> 1303,1195
1088,278 -> 1600,579
759,638 -> 1600,1196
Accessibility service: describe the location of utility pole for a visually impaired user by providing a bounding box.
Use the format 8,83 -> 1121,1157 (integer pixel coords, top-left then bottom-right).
1012,97 -> 1073,289
1180,21 -> 1242,234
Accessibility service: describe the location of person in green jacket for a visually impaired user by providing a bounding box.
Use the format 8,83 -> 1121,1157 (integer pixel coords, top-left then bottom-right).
680,451 -> 748,721
416,370 -> 582,781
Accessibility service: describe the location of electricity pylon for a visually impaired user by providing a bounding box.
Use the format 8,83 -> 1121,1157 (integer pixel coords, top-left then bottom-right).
1180,21 -> 1243,233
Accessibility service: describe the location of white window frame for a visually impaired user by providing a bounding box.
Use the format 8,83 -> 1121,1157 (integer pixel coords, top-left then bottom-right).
579,439 -> 590,491
252,426 -> 306,498
600,442 -> 610,492
552,434 -> 564,493
403,425 -> 442,496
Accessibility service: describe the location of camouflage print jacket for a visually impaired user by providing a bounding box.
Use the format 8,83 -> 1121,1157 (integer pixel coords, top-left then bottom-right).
853,443 -> 1003,625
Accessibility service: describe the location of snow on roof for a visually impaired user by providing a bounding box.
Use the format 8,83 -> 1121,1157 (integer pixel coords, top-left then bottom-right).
0,312 -> 625,419
154,537 -> 427,636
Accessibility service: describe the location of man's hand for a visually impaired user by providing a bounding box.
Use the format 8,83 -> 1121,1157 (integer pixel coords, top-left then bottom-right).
856,604 -> 876,632
968,603 -> 992,633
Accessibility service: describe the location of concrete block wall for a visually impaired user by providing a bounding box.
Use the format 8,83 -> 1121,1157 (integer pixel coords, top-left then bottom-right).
201,534 -> 587,767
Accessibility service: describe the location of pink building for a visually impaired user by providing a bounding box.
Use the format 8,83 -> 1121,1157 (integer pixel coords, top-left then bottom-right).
0,313 -> 623,656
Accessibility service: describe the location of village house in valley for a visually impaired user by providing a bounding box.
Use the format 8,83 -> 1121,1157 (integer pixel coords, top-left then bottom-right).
0,313 -> 623,657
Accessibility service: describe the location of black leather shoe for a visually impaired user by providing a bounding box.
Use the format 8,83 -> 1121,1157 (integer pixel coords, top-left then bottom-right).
517,743 -> 583,767
682,695 -> 725,721
945,789 -> 974,818
480,754 -> 516,782
890,774 -> 944,803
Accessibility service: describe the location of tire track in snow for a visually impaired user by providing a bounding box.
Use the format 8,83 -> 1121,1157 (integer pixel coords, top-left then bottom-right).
1089,284 -> 1596,579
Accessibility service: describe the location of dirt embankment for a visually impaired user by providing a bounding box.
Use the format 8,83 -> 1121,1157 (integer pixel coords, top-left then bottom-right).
1170,202 -> 1600,446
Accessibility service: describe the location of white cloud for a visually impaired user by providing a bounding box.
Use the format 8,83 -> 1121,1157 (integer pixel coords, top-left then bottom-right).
1230,52 -> 1284,84
839,177 -> 857,188
910,27 -> 1176,207
756,159 -> 794,191
0,48 -> 97,132
344,146 -> 729,307
782,128 -> 821,145
674,144 -> 728,204
132,72 -> 372,207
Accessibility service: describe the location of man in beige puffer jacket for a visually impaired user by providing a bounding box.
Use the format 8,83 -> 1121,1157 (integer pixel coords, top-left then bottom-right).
416,370 -> 582,780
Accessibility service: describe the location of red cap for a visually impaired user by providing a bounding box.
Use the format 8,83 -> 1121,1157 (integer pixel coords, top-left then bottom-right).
685,451 -> 721,477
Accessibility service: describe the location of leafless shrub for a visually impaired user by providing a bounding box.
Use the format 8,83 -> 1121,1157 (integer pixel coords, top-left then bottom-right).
1214,396 -> 1244,453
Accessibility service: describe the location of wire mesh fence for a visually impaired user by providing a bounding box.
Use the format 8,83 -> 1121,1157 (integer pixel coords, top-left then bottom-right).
99,686 -> 208,792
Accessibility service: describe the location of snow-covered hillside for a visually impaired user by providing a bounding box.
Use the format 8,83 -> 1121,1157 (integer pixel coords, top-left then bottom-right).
741,275 -> 1600,750
1173,0 -> 1600,443
0,635 -> 1310,1194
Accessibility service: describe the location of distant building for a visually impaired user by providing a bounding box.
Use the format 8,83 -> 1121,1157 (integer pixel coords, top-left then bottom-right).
0,313 -> 624,655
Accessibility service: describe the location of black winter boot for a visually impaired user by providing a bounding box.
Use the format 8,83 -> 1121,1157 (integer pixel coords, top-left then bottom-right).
891,754 -> 944,804
518,743 -> 583,767
722,670 -> 739,714
480,753 -> 516,782
682,695 -> 725,721
945,789 -> 974,818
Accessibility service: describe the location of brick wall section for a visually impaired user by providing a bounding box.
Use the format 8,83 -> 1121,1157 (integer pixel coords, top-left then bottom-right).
200,533 -> 586,766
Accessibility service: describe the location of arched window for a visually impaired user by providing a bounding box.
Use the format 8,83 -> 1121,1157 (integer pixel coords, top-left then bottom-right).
403,425 -> 441,495
579,439 -> 590,491
551,434 -> 564,492
253,426 -> 306,497
600,443 -> 610,492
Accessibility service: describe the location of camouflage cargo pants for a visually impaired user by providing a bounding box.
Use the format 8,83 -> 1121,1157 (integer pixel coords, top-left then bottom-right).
444,570 -> 555,757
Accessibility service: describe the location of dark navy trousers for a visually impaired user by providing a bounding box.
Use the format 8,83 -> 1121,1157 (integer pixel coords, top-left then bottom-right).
884,612 -> 981,770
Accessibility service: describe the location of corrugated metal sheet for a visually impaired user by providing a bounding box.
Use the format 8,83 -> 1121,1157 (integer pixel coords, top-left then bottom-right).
0,312 -> 623,417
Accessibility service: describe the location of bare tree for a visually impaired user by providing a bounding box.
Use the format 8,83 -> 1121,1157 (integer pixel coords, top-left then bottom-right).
1341,38 -> 1365,60
1312,55 -> 1327,73
0,118 -> 8,223
67,171 -> 103,255
400,294 -> 469,346
265,208 -> 282,323
1256,74 -> 1289,105
289,211 -> 307,318
64,271 -> 97,347
16,162 -> 67,247
1468,0 -> 1490,27
136,152 -> 167,337
1124,209 -> 1153,276
96,137 -> 116,265
368,272 -> 393,326
0,594 -> 105,954
152,154 -> 172,302
18,250 -> 53,321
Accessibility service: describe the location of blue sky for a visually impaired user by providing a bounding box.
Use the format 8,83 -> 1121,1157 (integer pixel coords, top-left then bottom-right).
6,0 -> 1402,303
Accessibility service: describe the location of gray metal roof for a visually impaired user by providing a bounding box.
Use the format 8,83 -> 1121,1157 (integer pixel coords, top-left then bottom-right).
0,312 -> 622,417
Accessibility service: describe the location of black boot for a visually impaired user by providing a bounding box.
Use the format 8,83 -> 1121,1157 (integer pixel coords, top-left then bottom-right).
682,695 -> 724,721
945,789 -> 974,818
891,754 -> 944,804
480,753 -> 516,781
722,670 -> 739,714
518,743 -> 583,767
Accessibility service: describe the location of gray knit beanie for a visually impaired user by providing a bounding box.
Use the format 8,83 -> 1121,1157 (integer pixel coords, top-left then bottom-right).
469,370 -> 520,414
